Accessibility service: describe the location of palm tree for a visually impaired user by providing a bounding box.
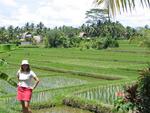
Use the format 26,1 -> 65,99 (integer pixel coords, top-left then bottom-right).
30,23 -> 35,32
0,27 -> 8,43
36,22 -> 44,35
24,22 -> 30,31
95,0 -> 150,16
7,25 -> 15,42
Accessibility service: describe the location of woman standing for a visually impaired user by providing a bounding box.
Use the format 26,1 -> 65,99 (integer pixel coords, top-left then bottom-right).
16,60 -> 40,113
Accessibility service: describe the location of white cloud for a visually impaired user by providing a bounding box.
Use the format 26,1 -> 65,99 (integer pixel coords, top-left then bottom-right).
0,0 -> 17,7
0,0 -> 149,28
0,14 -> 18,27
34,0 -> 95,27
114,6 -> 150,27
0,0 -> 95,27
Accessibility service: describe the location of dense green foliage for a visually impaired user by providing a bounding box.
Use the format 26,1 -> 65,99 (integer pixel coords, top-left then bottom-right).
113,67 -> 150,113
0,19 -> 143,50
138,68 -> 150,113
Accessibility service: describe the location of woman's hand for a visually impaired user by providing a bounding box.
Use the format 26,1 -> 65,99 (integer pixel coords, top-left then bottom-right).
29,86 -> 34,90
31,76 -> 40,90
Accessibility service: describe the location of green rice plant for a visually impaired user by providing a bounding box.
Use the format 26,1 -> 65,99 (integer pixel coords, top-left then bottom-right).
0,80 -> 16,96
0,96 -> 20,113
0,59 -> 7,66
0,67 -> 19,77
10,44 -> 17,50
0,105 -> 19,113
0,91 -> 55,105
31,91 -> 56,103
36,76 -> 88,90
0,72 -> 17,87
75,83 -> 129,105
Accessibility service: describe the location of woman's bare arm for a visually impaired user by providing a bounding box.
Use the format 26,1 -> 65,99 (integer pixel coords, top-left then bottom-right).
17,73 -> 19,82
31,76 -> 40,90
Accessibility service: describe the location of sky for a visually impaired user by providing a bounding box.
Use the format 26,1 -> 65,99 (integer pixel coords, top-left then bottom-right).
0,0 -> 149,28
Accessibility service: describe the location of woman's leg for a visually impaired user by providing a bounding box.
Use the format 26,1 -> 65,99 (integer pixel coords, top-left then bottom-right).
20,101 -> 25,113
24,101 -> 32,113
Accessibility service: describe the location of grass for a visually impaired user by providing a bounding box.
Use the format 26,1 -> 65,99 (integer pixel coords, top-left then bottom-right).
75,83 -> 129,105
0,40 -> 149,112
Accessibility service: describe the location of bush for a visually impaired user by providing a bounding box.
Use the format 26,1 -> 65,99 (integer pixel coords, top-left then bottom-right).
0,72 -> 8,80
19,45 -> 39,48
63,96 -> 112,113
46,30 -> 70,48
90,37 -> 119,50
138,68 -> 150,113
0,44 -> 11,52
102,37 -> 119,49
113,84 -> 139,113
79,39 -> 93,50
93,39 -> 103,50
78,37 -> 119,50
2,44 -> 11,51
114,67 -> 150,113
0,44 -> 16,52
70,36 -> 82,48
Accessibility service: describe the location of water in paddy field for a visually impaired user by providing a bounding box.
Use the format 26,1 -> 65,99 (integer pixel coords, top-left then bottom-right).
33,106 -> 93,113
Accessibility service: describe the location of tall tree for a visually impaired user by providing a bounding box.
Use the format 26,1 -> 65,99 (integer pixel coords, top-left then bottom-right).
30,23 -> 35,32
24,22 -> 30,31
86,8 -> 109,25
7,25 -> 15,42
0,27 -> 8,43
36,22 -> 44,35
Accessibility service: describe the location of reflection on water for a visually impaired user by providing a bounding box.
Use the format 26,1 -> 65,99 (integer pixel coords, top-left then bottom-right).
33,106 -> 93,113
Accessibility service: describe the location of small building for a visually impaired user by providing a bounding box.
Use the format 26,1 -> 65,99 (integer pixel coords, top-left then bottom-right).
19,32 -> 32,45
20,41 -> 32,45
33,35 -> 43,44
19,32 -> 43,45
79,32 -> 87,37
22,32 -> 32,39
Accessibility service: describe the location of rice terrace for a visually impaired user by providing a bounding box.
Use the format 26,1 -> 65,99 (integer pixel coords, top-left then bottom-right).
0,40 -> 150,113
0,0 -> 150,113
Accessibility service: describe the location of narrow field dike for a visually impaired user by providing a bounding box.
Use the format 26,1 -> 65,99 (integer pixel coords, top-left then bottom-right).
32,65 -> 123,80
8,62 -> 123,80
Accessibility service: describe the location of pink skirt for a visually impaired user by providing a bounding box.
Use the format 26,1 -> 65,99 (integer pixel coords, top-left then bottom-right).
17,86 -> 32,101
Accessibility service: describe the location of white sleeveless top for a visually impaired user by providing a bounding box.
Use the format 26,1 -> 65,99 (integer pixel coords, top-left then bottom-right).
17,70 -> 37,88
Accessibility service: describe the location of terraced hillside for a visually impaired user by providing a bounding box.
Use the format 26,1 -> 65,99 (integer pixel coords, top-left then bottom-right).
0,40 -> 149,113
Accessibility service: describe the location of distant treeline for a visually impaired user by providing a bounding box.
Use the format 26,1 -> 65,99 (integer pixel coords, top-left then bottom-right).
0,20 -> 149,49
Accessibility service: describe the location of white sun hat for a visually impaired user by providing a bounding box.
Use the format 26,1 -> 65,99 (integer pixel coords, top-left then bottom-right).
21,60 -> 29,65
